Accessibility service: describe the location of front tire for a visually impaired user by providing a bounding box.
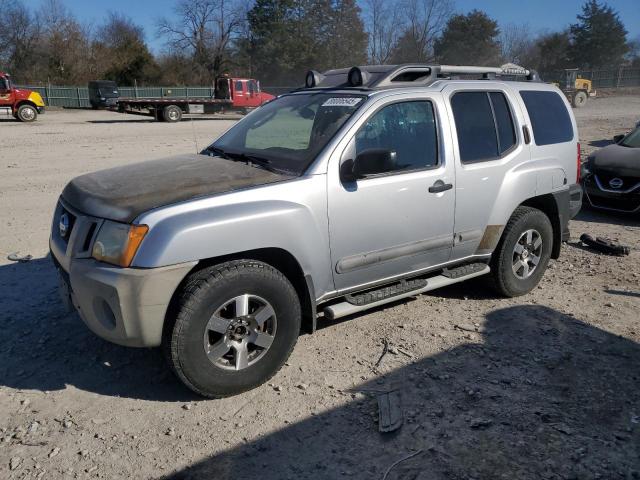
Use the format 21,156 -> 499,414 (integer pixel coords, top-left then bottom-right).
573,91 -> 588,108
164,260 -> 301,398
16,104 -> 37,122
490,206 -> 553,297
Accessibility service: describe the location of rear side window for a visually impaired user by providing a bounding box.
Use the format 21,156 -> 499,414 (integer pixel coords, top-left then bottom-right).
490,92 -> 516,155
451,91 -> 517,163
520,91 -> 573,145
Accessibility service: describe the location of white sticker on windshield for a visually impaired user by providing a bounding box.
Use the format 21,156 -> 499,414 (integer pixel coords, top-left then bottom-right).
321,97 -> 363,107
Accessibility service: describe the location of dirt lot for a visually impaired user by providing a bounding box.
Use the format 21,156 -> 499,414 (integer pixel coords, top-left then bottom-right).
1,99 -> 639,480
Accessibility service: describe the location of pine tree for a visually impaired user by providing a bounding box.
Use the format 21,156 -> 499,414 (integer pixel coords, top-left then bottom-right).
569,0 -> 628,68
434,10 -> 501,66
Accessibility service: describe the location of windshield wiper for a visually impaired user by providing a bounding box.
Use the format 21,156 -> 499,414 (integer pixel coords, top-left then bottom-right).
204,145 -> 287,174
203,145 -> 229,158
224,151 -> 276,171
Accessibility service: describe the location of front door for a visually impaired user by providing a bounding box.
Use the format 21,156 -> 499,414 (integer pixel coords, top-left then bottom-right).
327,95 -> 456,292
233,80 -> 248,107
0,77 -> 13,108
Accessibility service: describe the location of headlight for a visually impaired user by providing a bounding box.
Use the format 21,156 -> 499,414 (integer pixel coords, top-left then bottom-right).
92,221 -> 148,267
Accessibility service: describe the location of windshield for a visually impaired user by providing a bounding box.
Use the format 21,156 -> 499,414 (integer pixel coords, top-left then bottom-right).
208,92 -> 366,175
98,85 -> 118,97
620,127 -> 640,148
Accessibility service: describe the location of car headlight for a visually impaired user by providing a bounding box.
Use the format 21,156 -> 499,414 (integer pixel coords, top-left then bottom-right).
92,221 -> 148,267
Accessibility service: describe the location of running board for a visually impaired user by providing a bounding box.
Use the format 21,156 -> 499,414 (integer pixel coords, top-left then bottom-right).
323,264 -> 490,321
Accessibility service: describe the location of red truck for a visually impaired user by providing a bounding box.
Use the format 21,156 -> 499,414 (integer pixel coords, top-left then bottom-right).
0,72 -> 46,122
116,76 -> 275,122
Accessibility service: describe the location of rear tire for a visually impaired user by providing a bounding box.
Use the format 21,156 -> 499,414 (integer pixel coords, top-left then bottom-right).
489,206 -> 553,297
163,104 -> 182,123
16,104 -> 37,122
164,260 -> 301,398
572,91 -> 588,108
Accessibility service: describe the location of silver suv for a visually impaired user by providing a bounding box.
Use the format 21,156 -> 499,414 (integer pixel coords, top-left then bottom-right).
50,64 -> 583,397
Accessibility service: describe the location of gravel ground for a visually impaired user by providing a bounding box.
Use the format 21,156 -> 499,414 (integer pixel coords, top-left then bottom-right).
0,98 -> 639,480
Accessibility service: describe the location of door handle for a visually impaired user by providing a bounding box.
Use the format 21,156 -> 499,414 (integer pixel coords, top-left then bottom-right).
428,180 -> 453,193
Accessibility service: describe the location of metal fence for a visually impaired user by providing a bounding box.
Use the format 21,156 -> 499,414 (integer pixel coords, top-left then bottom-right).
542,67 -> 640,89
15,84 -> 297,108
19,67 -> 639,108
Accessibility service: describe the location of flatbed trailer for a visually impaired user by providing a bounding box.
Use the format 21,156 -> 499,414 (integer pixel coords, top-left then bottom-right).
115,77 -> 275,122
116,97 -> 235,122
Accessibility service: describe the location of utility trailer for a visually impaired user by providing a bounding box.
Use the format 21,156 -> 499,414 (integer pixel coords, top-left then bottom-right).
115,76 -> 274,122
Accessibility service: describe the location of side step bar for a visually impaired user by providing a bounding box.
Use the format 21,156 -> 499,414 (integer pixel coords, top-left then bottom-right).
323,264 -> 490,321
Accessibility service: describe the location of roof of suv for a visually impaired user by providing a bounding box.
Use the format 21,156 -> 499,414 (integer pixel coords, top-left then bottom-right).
296,63 -> 545,96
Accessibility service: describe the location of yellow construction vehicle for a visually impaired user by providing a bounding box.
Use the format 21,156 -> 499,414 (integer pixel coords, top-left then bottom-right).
558,68 -> 595,108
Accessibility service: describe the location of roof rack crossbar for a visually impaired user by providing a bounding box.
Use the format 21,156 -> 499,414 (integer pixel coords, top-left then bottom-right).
303,63 -> 538,90
439,65 -> 531,76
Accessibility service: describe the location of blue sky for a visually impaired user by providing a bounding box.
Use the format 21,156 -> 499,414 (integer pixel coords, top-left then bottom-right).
22,0 -> 640,53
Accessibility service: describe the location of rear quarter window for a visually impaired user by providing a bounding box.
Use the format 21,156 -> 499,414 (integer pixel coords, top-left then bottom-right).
520,90 -> 574,146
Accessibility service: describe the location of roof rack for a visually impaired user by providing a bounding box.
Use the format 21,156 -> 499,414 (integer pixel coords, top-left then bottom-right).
304,63 -> 539,90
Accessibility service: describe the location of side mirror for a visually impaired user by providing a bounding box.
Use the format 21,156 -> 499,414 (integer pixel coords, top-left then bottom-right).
340,148 -> 396,182
613,134 -> 625,144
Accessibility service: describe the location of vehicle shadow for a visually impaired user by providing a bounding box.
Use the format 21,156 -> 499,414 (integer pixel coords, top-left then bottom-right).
572,207 -> 640,227
0,256 -> 197,402
587,139 -> 613,148
159,305 -> 640,480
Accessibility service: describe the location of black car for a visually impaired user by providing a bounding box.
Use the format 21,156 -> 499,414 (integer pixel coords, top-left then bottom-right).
88,80 -> 119,109
582,124 -> 640,214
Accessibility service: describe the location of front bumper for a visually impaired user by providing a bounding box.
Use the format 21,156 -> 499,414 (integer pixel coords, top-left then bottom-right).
54,255 -> 195,347
582,175 -> 640,213
50,199 -> 196,347
37,106 -> 45,114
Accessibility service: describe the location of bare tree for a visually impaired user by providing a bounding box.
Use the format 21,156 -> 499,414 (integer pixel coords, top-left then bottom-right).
0,0 -> 40,79
364,0 -> 401,64
157,0 -> 244,82
37,0 -> 94,83
390,0 -> 454,63
500,22 -> 534,65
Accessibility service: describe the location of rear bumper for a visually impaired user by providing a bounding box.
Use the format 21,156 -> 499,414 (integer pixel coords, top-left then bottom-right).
52,248 -> 196,347
37,106 -> 45,114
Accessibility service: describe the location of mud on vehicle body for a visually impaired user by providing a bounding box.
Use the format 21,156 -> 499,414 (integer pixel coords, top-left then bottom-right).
50,64 -> 583,397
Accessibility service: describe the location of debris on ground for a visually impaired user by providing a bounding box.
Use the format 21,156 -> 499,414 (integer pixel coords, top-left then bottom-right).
580,234 -> 630,256
375,339 -> 390,367
377,389 -> 403,433
7,252 -> 33,263
382,450 -> 423,480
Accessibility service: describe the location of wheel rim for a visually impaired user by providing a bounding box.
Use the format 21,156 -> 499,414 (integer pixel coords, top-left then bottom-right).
21,107 -> 35,121
203,294 -> 277,371
512,229 -> 543,279
168,109 -> 179,121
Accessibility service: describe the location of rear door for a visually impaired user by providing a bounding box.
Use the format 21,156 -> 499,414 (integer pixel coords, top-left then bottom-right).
327,93 -> 456,292
442,84 -> 530,260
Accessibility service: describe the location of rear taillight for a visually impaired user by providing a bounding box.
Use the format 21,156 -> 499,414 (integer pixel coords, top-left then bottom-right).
576,142 -> 581,183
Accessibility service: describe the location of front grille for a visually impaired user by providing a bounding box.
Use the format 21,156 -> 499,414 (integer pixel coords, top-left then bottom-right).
594,171 -> 640,191
52,200 -> 102,259
59,207 -> 76,244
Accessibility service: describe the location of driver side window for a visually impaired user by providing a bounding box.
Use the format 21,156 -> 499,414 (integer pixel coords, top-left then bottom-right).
355,101 -> 438,174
